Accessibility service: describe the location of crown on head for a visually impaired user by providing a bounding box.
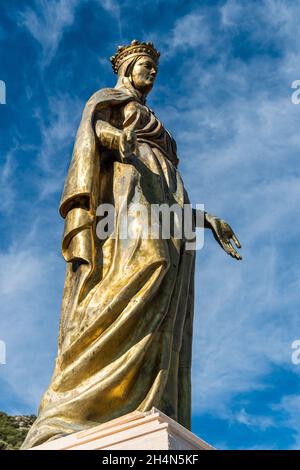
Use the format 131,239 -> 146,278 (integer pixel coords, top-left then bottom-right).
110,40 -> 160,74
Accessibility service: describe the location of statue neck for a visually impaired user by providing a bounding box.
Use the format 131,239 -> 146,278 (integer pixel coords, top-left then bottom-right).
115,77 -> 148,104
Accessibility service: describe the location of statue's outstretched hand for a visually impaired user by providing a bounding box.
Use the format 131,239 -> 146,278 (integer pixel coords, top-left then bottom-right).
205,213 -> 242,260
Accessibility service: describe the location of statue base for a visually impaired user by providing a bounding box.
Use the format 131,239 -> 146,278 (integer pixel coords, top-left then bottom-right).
29,407 -> 214,450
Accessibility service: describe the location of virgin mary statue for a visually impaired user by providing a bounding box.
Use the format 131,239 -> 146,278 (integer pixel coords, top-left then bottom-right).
22,40 -> 241,449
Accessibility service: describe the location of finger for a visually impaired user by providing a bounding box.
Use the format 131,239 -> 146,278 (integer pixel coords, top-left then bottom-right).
226,241 -> 242,260
232,249 -> 242,260
222,240 -> 233,257
231,233 -> 241,249
225,241 -> 235,257
126,129 -> 136,142
119,139 -> 126,155
233,250 -> 242,260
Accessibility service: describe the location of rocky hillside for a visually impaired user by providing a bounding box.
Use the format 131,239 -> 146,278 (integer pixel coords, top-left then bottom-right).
0,412 -> 36,450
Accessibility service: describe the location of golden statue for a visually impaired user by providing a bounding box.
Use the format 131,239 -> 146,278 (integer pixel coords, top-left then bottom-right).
21,41 -> 241,449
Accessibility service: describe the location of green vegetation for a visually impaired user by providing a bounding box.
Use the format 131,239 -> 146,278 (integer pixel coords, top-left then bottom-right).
0,412 -> 36,450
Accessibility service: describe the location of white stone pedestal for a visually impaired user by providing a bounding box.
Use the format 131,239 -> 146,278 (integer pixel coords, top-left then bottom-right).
30,407 -> 214,450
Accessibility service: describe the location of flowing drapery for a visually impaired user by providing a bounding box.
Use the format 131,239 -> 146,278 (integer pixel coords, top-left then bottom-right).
21,85 -> 196,449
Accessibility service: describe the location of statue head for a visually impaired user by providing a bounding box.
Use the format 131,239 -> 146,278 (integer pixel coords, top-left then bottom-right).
111,40 -> 160,95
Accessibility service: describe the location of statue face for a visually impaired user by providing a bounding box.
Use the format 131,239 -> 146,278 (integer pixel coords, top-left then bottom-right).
131,56 -> 157,93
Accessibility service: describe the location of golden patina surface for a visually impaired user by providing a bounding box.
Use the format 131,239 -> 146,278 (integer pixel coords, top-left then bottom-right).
21,40 -> 241,450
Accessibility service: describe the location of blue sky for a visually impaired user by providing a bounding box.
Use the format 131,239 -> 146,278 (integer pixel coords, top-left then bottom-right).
0,0 -> 300,450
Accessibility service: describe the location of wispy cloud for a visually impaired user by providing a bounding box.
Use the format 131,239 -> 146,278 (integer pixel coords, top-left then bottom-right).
34,94 -> 83,198
0,149 -> 17,214
99,0 -> 122,37
155,12 -> 211,58
18,0 -> 124,67
278,394 -> 300,449
18,0 -> 81,65
220,0 -> 242,26
235,408 -> 276,430
169,13 -> 210,52
0,223 -> 65,410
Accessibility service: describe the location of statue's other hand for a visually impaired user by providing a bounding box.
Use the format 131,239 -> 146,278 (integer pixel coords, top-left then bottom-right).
205,214 -> 242,260
119,128 -> 137,162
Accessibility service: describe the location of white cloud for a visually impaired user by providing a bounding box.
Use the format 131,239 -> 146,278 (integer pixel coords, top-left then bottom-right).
18,0 -> 80,65
220,0 -> 242,27
170,13 -> 210,51
0,242 -> 65,411
235,408 -> 276,430
154,12 -> 211,58
18,0 -> 124,66
100,0 -> 122,38
278,394 -> 300,449
0,149 -> 17,214
100,0 -> 121,19
34,94 -> 83,198
0,250 -> 44,296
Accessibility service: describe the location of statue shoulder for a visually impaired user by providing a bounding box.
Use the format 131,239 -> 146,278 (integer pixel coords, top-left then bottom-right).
86,87 -> 132,111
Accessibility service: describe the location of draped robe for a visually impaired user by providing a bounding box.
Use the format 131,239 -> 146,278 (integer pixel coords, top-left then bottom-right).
21,82 -> 196,449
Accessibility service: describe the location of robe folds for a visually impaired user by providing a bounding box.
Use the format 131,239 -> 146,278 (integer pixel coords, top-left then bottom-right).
21,84 -> 196,449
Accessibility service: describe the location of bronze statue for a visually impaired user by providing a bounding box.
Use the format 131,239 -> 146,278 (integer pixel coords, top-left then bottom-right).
21,40 -> 241,449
